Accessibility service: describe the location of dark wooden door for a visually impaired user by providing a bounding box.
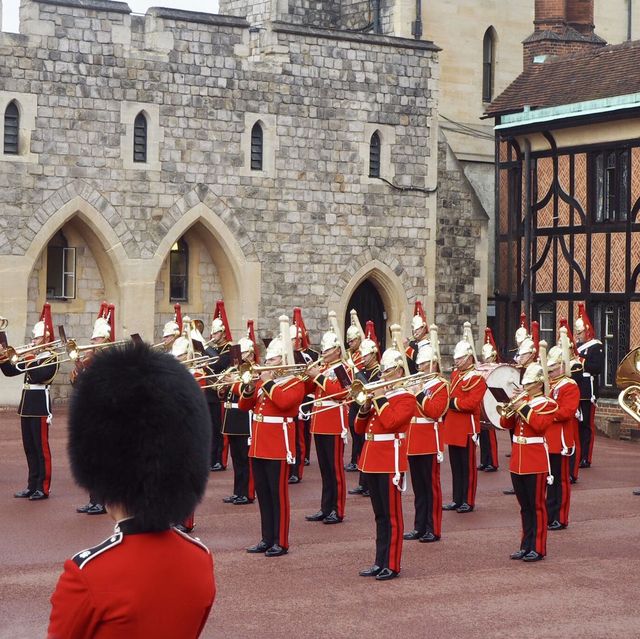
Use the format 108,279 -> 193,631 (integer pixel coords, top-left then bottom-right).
344,279 -> 386,351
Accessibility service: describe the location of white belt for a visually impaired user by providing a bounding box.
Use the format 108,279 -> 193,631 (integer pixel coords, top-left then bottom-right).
24,384 -> 48,390
253,415 -> 294,424
413,417 -> 436,425
315,399 -> 340,407
224,402 -> 239,409
412,417 -> 444,462
512,435 -> 553,484
512,435 -> 544,445
252,415 -> 295,464
365,432 -> 407,441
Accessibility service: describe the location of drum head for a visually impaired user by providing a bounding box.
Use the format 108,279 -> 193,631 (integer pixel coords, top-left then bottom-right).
481,364 -> 521,429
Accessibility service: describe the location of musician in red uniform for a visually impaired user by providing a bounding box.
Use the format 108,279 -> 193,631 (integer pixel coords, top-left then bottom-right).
48,342 -> 215,638
354,348 -> 415,581
289,315 -> 319,483
1,304 -> 59,501
239,337 -> 306,556
345,323 -> 364,471
546,345 -> 579,530
404,344 -> 448,543
304,331 -> 352,524
443,338 -> 487,513
348,338 -> 380,497
500,362 -> 558,562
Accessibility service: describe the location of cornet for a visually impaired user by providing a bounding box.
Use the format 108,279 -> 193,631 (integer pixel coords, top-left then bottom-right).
495,391 -> 528,419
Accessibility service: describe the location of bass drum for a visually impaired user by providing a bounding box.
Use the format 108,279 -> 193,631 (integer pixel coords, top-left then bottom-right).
476,363 -> 521,430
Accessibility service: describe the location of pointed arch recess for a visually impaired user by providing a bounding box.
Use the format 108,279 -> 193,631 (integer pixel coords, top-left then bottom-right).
332,256 -> 413,335
153,201 -> 260,332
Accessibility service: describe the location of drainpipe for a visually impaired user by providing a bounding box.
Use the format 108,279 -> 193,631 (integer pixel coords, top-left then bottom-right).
412,0 -> 423,39
628,0 -> 633,40
373,0 -> 382,34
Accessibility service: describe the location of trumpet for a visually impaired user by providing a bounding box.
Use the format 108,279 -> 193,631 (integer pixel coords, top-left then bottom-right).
495,391 -> 529,419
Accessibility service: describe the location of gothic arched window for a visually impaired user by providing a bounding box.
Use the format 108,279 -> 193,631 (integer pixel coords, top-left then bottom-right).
483,27 -> 497,103
4,101 -> 19,155
369,131 -> 381,178
133,112 -> 148,163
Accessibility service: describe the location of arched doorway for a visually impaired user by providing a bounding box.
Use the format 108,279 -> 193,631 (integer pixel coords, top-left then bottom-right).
344,279 -> 386,351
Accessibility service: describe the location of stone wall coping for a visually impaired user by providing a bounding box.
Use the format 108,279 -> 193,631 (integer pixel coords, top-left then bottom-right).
272,20 -> 441,52
146,8 -> 249,29
33,0 -> 132,14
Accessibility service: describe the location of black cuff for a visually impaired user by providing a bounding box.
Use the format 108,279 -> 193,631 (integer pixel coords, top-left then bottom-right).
448,398 -> 457,410
416,391 -> 425,405
314,374 -> 326,388
518,404 -> 532,421
373,396 -> 389,412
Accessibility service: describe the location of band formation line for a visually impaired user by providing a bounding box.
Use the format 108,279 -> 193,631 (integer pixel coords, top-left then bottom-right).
5,298 -> 636,591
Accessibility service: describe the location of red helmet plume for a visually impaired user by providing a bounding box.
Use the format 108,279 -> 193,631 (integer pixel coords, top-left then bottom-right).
173,303 -> 183,333
292,307 -> 310,350
365,320 -> 381,361
531,320 -> 540,355
40,303 -> 54,341
575,303 -> 595,341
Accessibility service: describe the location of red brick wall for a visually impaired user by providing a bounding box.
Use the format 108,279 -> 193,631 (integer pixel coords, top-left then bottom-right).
597,398 -> 640,438
566,0 -> 594,33
535,0 -> 567,28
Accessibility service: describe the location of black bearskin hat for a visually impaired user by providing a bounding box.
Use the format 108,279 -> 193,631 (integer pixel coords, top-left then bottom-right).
68,342 -> 211,530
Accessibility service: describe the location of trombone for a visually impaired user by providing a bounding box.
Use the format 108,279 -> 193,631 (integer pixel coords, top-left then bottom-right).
495,390 -> 528,419
62,338 -> 132,363
1,339 -> 63,369
301,370 -> 437,416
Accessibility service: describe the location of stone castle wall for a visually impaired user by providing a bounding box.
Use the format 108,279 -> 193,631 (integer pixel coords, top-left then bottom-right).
0,0 -> 462,408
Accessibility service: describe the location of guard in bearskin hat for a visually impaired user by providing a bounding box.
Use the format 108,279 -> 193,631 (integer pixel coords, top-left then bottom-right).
1,303 -> 59,500
48,342 -> 215,637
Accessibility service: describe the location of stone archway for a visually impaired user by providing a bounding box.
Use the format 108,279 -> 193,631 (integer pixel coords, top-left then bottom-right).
152,201 -> 261,337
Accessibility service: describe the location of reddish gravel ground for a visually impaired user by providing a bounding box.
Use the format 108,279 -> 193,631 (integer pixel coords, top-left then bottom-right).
1,407 -> 640,639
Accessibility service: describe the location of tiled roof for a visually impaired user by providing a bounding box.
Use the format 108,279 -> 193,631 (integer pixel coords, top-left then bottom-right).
485,40 -> 640,118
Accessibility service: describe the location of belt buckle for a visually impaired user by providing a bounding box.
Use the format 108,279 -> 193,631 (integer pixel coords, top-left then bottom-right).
254,414 -> 264,422
224,402 -> 232,409
516,436 -> 526,444
365,432 -> 374,441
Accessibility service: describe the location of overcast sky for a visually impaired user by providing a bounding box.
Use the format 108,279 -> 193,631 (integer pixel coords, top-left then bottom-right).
3,0 -> 220,32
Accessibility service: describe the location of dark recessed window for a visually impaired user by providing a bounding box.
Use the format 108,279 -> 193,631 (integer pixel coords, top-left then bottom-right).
4,101 -> 19,155
170,238 -> 189,302
589,148 -> 630,222
483,27 -> 496,103
369,131 -> 381,178
46,230 -> 76,300
250,122 -> 263,171
133,112 -> 147,163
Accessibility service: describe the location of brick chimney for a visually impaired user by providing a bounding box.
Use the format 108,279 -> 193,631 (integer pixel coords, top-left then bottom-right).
523,0 -> 605,70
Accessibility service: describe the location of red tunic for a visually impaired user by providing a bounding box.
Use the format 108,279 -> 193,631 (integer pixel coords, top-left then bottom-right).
548,376 -> 579,454
500,395 -> 558,474
407,375 -> 449,456
307,361 -> 352,436
443,368 -> 487,447
48,526 -> 214,639
354,388 -> 415,473
238,376 -> 305,460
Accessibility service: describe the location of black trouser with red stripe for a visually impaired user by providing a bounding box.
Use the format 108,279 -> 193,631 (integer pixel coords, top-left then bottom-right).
579,400 -> 596,464
229,435 -> 254,499
546,453 -> 571,526
512,472 -> 548,555
289,418 -> 306,480
479,428 -> 499,468
314,434 -> 346,519
448,435 -> 477,507
208,400 -> 225,467
408,453 -> 442,537
22,416 -> 52,495
251,458 -> 290,549
366,472 -> 404,572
